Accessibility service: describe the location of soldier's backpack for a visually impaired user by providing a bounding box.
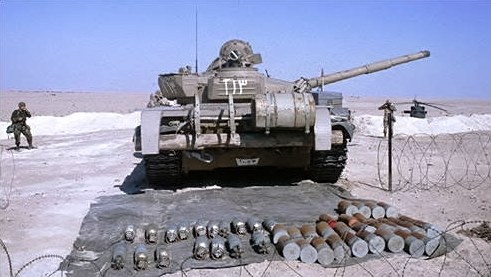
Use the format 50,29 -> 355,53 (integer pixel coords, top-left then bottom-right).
6,124 -> 14,134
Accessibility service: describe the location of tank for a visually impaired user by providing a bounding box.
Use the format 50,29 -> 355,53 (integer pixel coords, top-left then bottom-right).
134,39 -> 430,185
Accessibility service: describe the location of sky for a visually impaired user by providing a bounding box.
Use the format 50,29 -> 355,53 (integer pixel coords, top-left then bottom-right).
1,0 -> 491,100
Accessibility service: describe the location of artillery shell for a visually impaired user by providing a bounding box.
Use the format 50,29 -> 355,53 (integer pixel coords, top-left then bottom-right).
325,233 -> 350,262
251,231 -> 274,254
316,221 -> 336,239
333,221 -> 355,238
207,221 -> 220,238
246,217 -> 263,233
311,237 -> 334,266
287,226 -> 303,240
344,232 -> 368,258
297,239 -> 318,264
155,245 -> 171,268
194,219 -> 208,237
219,220 -> 231,237
364,201 -> 385,219
232,218 -> 247,235
210,236 -> 226,260
377,202 -> 399,218
134,244 -> 149,270
262,218 -> 277,233
124,225 -> 135,242
338,200 -> 359,216
277,236 -> 300,261
357,230 -> 385,254
111,242 -> 126,270
145,224 -> 158,244
352,201 -> 372,219
375,228 -> 404,253
165,224 -> 178,243
177,223 -> 190,240
194,236 -> 209,260
411,231 -> 440,256
227,234 -> 244,258
394,229 -> 425,257
300,224 -> 318,242
272,224 -> 289,244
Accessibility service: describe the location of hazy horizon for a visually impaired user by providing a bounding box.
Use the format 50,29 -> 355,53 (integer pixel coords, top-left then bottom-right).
1,1 -> 491,100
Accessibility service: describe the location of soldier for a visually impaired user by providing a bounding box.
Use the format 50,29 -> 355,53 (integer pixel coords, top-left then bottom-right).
11,102 -> 34,150
378,99 -> 397,138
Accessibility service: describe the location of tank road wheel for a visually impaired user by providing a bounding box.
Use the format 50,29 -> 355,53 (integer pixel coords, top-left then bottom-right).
143,150 -> 182,186
309,146 -> 347,183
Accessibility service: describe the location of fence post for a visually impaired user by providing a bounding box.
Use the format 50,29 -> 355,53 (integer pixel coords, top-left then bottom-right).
388,111 -> 393,192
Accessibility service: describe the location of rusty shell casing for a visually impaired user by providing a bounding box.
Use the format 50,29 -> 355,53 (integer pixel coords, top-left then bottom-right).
296,238 -> 318,264
377,202 -> 399,218
344,232 -> 369,258
357,230 -> 385,254
287,226 -> 303,240
394,229 -> 425,257
134,244 -> 149,270
364,201 -> 386,219
311,237 -> 334,266
352,201 -> 372,219
333,221 -> 356,238
277,236 -> 301,261
124,225 -> 136,242
300,224 -> 318,241
316,221 -> 336,239
338,200 -> 359,216
111,242 -> 126,270
272,224 -> 289,244
338,214 -> 360,228
155,245 -> 171,268
375,228 -> 404,253
193,236 -> 210,260
411,231 -> 440,256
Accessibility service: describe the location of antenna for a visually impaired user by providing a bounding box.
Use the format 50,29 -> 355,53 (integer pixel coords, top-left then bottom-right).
195,6 -> 198,74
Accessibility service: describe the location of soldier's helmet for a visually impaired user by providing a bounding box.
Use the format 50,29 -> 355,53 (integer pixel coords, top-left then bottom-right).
18,102 -> 26,108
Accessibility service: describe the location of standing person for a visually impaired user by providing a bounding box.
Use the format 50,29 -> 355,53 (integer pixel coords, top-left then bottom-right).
11,102 -> 33,150
378,99 -> 397,138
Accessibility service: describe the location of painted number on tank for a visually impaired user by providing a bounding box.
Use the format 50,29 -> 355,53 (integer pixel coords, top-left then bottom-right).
236,158 -> 260,166
223,79 -> 248,95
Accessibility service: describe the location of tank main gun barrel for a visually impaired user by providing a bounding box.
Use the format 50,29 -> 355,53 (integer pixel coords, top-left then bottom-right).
308,50 -> 430,88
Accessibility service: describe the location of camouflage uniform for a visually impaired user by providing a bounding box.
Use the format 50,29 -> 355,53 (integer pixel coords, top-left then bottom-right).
11,102 -> 33,149
378,100 -> 397,137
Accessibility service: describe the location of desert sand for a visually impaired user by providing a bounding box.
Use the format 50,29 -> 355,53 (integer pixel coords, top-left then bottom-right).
0,90 -> 490,276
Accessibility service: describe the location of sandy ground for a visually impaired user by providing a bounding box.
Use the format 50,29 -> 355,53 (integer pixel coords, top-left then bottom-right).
0,90 -> 490,276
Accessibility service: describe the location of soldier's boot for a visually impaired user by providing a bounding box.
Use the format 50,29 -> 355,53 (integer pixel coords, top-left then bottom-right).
27,135 -> 33,149
15,143 -> 20,151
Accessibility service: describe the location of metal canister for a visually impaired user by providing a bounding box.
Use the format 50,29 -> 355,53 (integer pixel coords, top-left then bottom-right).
232,218 -> 247,235
134,244 -> 149,270
272,224 -> 289,244
210,236 -> 226,260
316,221 -> 336,239
311,237 -> 334,266
247,217 -> 263,233
287,226 -> 303,240
338,200 -> 359,216
276,236 -> 300,261
194,219 -> 208,237
178,222 -> 190,241
352,201 -> 372,219
111,242 -> 126,270
155,245 -> 171,268
300,224 -> 318,242
124,225 -> 136,242
165,224 -> 178,243
145,224 -> 158,244
219,220 -> 231,237
227,234 -> 244,258
296,238 -> 318,264
377,202 -> 399,218
364,201 -> 385,219
357,230 -> 385,254
207,221 -> 220,238
251,231 -> 274,254
262,218 -> 277,233
193,236 -> 210,260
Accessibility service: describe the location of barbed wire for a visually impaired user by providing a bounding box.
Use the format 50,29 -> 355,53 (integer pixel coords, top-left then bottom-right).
0,144 -> 15,210
377,132 -> 491,191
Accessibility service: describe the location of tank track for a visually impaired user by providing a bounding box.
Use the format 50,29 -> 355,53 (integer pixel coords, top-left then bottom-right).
309,146 -> 348,183
143,150 -> 182,186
